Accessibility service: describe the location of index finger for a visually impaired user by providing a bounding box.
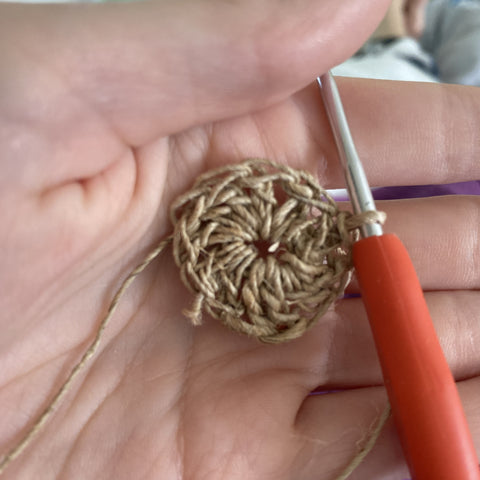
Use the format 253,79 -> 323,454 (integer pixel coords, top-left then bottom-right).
319,79 -> 480,188
206,79 -> 480,190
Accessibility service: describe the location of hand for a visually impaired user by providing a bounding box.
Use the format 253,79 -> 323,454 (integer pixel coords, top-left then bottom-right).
1,1 -> 479,479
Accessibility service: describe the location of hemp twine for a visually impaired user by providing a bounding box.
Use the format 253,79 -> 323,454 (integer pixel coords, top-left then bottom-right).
171,159 -> 384,343
0,159 -> 388,478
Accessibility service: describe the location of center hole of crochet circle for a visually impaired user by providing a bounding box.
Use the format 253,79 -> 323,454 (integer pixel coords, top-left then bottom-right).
253,239 -> 275,258
252,239 -> 286,259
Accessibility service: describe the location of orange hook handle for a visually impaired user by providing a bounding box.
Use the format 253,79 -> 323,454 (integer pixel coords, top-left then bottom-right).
353,234 -> 479,480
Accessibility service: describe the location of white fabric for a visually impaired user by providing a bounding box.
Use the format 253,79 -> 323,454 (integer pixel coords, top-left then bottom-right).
421,0 -> 480,86
333,38 -> 438,83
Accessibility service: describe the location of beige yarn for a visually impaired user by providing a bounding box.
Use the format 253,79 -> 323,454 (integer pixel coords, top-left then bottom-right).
171,159 -> 383,343
0,159 -> 388,478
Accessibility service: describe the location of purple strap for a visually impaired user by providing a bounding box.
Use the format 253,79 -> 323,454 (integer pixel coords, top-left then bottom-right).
372,181 -> 480,200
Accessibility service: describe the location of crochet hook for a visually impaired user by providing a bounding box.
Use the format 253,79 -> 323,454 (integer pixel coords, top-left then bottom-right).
317,72 -> 480,480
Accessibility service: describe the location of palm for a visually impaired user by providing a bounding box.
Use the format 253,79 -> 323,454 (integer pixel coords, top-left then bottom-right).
0,79 -> 390,478
1,2 -> 479,480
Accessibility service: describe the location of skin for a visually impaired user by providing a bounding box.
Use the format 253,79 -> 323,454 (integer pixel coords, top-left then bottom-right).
403,0 -> 430,37
0,1 -> 479,479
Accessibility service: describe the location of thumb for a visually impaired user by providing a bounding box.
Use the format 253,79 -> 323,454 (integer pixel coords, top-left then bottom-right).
2,0 -> 389,144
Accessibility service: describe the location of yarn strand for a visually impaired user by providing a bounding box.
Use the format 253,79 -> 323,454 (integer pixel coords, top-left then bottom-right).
335,403 -> 391,480
0,237 -> 172,475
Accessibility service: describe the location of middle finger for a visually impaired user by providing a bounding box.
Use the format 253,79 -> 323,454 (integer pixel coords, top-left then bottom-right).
350,195 -> 480,291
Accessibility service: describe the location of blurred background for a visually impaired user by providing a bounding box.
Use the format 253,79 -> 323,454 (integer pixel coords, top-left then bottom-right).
334,0 -> 480,86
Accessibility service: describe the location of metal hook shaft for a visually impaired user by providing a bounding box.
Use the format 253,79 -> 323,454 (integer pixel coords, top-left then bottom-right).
318,72 -> 383,238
